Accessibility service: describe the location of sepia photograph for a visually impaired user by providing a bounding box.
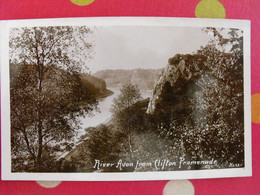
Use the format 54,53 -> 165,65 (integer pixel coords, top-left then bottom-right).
1,17 -> 251,180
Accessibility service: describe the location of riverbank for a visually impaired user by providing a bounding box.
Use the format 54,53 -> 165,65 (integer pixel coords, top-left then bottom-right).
95,88 -> 114,99
61,98 -> 150,168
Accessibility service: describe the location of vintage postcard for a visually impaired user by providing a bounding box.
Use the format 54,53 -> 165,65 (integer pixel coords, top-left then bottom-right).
0,17 -> 251,181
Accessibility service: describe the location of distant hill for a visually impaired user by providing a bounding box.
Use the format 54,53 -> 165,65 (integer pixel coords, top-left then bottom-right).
94,68 -> 161,90
10,63 -> 113,99
79,73 -> 113,99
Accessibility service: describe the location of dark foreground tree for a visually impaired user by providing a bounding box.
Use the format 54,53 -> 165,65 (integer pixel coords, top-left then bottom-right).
150,27 -> 244,168
110,82 -> 142,156
189,27 -> 244,167
10,26 -> 97,172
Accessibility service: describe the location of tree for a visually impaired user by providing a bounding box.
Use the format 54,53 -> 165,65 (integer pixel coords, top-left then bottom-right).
169,27 -> 244,167
189,27 -> 244,167
10,26 -> 97,172
147,27 -> 244,169
110,82 -> 142,156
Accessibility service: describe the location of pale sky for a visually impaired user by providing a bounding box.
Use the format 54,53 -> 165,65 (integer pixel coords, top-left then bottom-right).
87,26 -> 210,73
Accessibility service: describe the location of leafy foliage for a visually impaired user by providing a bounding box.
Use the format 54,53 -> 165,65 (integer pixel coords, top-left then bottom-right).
10,26 -> 97,172
24,27 -> 244,172
110,82 -> 142,156
150,28 -> 244,168
61,124 -> 124,172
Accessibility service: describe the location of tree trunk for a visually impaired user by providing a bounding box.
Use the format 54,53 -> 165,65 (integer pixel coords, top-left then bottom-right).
36,65 -> 43,171
128,132 -> 133,154
36,120 -> 43,170
127,120 -> 134,158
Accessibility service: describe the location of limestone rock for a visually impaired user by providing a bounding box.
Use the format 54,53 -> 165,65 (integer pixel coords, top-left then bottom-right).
146,54 -> 205,114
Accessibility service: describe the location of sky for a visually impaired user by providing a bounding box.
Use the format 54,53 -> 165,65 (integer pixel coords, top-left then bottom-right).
87,26 -> 211,73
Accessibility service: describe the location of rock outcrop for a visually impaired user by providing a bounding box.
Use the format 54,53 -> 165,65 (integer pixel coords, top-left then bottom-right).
146,54 -> 206,114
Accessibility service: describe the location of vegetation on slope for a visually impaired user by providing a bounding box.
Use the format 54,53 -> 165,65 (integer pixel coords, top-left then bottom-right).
62,27 -> 244,172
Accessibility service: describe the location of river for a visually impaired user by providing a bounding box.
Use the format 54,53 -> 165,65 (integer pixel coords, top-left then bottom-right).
57,87 -> 152,159
76,87 -> 152,138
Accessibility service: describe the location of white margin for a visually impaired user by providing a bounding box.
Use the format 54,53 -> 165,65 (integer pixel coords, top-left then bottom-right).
0,17 -> 251,181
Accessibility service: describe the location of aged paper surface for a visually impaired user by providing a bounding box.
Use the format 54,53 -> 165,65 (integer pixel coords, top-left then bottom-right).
0,17 -> 251,181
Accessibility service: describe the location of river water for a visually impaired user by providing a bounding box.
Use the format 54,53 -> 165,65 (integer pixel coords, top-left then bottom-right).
77,87 -> 152,138
57,87 -> 152,159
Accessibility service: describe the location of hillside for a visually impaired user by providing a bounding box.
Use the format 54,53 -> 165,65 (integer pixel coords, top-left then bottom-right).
61,50 -> 244,172
145,51 -> 244,168
10,63 -> 113,99
79,73 -> 113,99
94,68 -> 161,90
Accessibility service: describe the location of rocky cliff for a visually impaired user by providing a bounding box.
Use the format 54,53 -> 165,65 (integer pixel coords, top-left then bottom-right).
146,54 -> 206,114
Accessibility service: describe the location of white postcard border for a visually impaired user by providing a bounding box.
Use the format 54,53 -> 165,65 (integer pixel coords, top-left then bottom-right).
0,17 -> 251,181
